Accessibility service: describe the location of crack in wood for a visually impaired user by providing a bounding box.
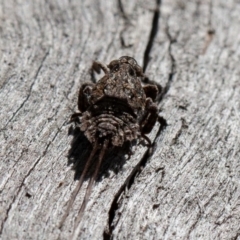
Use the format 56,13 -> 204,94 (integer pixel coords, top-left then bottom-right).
0,125 -> 62,235
159,21 -> 176,101
1,0 -> 240,238
2,50 -> 50,130
118,0 -> 129,20
143,0 -> 161,72
103,2 -> 174,237
186,201 -> 202,239
118,0 -> 134,48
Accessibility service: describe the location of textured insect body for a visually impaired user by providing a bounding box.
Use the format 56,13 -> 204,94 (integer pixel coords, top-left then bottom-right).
60,56 -> 159,229
78,56 -> 158,146
80,102 -> 140,146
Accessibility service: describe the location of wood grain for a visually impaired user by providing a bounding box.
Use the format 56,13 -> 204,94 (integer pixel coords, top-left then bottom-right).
0,0 -> 239,239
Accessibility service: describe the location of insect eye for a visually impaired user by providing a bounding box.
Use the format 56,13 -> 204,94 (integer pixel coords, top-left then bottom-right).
112,64 -> 119,72
83,86 -> 92,96
129,68 -> 135,76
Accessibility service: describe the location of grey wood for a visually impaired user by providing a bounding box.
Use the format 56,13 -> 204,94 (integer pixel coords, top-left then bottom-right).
0,0 -> 239,239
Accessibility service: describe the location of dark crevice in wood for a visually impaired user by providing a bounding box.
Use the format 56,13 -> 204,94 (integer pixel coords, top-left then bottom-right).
104,169 -> 140,239
102,94 -> 168,237
159,22 -> 176,102
0,158 -> 40,234
127,117 -> 167,180
104,151 -> 153,239
186,202 -> 202,238
143,0 -> 161,72
105,116 -> 167,239
170,118 -> 188,145
208,0 -> 214,35
117,0 -> 128,20
1,141 -> 33,192
104,185 -> 124,240
118,0 -> 133,48
105,2 -> 170,235
105,167 -> 145,239
25,192 -> 32,198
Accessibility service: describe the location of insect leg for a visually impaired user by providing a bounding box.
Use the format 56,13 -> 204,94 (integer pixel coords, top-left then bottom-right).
92,61 -> 109,74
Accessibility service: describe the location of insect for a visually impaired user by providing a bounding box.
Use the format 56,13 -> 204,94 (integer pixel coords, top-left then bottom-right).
59,56 -> 160,229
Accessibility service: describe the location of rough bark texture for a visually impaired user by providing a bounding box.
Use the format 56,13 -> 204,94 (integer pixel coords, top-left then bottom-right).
0,0 -> 240,239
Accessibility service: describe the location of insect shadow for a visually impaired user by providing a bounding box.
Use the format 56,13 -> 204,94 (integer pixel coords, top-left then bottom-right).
67,124 -> 132,182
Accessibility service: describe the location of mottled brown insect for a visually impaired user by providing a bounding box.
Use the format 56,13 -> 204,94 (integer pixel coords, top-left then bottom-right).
60,56 -> 160,229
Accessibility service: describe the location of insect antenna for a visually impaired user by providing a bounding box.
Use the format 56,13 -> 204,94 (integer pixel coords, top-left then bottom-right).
73,138 -> 109,231
59,140 -> 99,229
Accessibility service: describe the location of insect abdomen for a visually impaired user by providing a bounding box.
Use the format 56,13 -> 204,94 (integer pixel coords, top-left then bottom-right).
80,110 -> 140,147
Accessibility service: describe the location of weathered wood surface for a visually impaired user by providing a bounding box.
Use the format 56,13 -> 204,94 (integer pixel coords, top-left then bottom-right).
0,0 -> 240,239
